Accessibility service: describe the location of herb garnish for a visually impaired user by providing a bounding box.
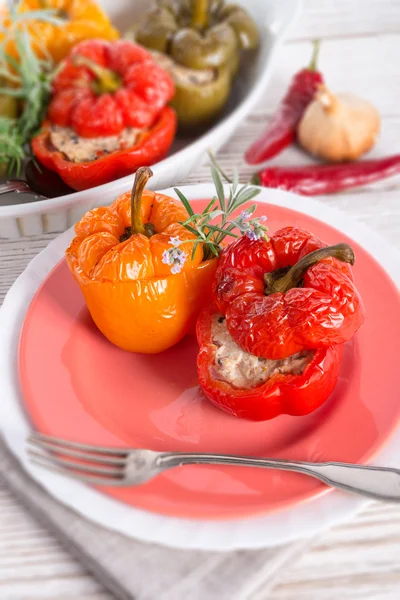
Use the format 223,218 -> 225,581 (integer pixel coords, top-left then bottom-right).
161,156 -> 269,274
0,2 -> 58,175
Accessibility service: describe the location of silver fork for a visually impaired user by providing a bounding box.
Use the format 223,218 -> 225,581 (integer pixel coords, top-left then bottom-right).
27,433 -> 400,503
0,180 -> 46,198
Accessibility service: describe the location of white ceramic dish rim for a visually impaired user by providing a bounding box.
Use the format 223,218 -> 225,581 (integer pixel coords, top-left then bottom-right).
1,184 -> 399,552
0,0 -> 302,220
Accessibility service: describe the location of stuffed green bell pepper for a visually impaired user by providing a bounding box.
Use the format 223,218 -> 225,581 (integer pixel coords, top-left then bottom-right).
128,0 -> 259,127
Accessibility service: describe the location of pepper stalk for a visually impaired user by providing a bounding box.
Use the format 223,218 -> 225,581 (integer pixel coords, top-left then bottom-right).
308,39 -> 320,72
72,56 -> 121,95
130,166 -> 156,238
264,243 -> 355,295
191,0 -> 209,30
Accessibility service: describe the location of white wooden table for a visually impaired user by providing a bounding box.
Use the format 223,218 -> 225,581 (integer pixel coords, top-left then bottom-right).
1,1 -> 400,597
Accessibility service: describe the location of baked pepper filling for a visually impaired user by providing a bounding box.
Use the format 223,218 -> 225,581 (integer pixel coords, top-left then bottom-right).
49,125 -> 144,163
211,314 -> 314,389
151,50 -> 216,86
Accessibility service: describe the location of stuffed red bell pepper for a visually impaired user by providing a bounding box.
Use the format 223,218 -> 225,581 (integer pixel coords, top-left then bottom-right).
31,39 -> 176,190
197,226 -> 365,421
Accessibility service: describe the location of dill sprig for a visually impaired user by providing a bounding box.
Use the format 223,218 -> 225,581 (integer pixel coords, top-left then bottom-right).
0,116 -> 24,174
0,2 -> 57,176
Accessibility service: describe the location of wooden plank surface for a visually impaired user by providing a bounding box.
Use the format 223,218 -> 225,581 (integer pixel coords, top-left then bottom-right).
1,0 -> 400,598
0,482 -> 109,600
292,0 -> 400,40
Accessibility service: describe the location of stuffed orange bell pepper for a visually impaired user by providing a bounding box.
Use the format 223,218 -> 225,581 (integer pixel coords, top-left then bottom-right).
1,0 -> 119,63
66,167 -> 217,353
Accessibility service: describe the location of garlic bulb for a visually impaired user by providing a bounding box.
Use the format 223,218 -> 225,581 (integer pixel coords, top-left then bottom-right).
298,85 -> 380,162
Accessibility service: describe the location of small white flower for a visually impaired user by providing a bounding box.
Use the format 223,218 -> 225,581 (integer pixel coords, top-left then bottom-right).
239,210 -> 251,222
171,263 -> 182,274
161,246 -> 187,274
246,230 -> 259,241
259,215 -> 267,222
246,219 -> 269,241
169,235 -> 181,246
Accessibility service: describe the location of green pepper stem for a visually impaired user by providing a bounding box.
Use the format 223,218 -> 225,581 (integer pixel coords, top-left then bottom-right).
191,0 -> 209,30
250,173 -> 261,186
131,167 -> 155,238
72,56 -> 121,94
264,243 -> 355,295
308,39 -> 320,71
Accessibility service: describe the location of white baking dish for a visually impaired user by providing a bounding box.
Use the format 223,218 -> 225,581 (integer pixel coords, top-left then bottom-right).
0,0 -> 301,239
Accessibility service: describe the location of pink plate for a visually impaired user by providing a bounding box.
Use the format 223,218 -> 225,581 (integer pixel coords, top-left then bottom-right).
19,200 -> 400,520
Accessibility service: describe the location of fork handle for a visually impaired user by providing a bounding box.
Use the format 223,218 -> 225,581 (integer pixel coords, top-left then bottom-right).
158,454 -> 400,503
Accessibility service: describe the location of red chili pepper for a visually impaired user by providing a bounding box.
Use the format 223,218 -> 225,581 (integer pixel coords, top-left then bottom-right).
253,154 -> 400,195
245,41 -> 323,165
197,304 -> 344,421
213,227 -> 365,360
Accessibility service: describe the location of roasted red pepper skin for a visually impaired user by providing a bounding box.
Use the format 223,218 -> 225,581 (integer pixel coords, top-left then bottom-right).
214,227 -> 364,360
245,43 -> 323,165
31,107 -> 177,190
197,304 -> 344,421
48,39 -> 175,136
254,155 -> 400,195
31,38 -> 177,191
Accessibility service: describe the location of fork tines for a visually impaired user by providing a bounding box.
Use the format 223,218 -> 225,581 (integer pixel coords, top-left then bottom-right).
27,432 -> 128,487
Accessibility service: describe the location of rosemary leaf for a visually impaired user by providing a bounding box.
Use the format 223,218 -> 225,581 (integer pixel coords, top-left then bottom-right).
174,188 -> 195,217
207,224 -> 239,237
204,240 -> 219,257
181,223 -> 199,237
213,220 -> 237,243
209,246 -> 219,257
228,183 -> 249,211
191,240 -> 200,260
211,166 -> 226,214
208,150 -> 232,183
231,187 -> 261,210
232,169 -> 239,196
245,204 -> 257,217
204,209 -> 223,221
183,211 -> 207,224
203,196 -> 218,214
194,224 -> 207,240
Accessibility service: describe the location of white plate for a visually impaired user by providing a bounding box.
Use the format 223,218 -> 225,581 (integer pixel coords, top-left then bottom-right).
1,184 -> 400,551
0,0 -> 301,238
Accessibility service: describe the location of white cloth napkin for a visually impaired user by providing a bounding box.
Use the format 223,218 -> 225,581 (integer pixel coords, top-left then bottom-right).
0,437 -> 311,600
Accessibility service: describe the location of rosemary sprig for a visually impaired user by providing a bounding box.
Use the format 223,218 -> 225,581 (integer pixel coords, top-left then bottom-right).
181,158 -> 266,258
161,159 -> 268,273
